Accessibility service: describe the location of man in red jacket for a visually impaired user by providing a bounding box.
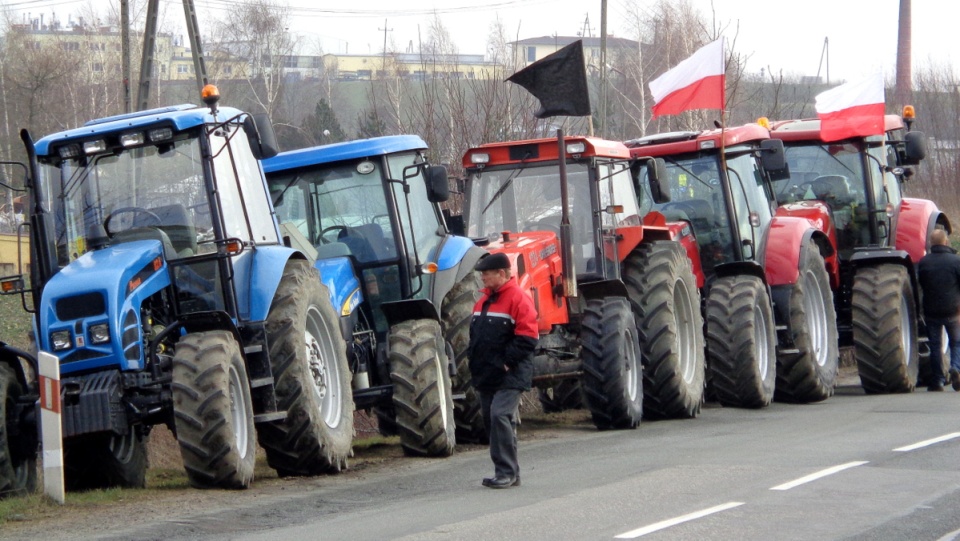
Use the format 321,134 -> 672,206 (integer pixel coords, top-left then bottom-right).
468,252 -> 539,489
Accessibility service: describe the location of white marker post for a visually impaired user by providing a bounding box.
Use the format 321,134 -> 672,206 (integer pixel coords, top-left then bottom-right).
38,351 -> 64,504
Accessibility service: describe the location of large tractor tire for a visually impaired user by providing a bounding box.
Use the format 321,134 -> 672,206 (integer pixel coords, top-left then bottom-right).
259,260 -> 354,475
172,331 -> 256,489
623,241 -> 705,419
0,363 -> 37,497
440,272 -> 486,444
706,276 -> 776,408
580,297 -> 643,430
64,430 -> 147,491
537,379 -> 584,413
389,318 -> 456,457
775,241 -> 839,403
852,264 -> 919,393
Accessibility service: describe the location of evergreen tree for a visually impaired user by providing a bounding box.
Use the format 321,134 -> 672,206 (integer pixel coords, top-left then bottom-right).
302,99 -> 346,145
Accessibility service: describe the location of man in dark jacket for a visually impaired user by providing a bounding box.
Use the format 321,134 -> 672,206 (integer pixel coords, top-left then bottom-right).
918,229 -> 960,391
468,252 -> 538,488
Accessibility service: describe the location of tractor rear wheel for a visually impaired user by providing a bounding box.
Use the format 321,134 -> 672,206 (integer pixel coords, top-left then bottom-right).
0,363 -> 36,497
580,297 -> 643,430
775,241 -> 839,403
172,331 -> 256,489
389,318 -> 456,456
706,276 -> 776,408
260,260 -> 354,475
440,272 -> 486,444
852,264 -> 919,393
64,430 -> 147,491
623,241 -> 705,419
538,379 -> 584,413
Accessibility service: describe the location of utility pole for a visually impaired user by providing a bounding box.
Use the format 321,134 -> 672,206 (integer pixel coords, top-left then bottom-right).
379,19 -> 393,76
896,0 -> 913,106
600,0 -> 607,138
121,0 -> 131,113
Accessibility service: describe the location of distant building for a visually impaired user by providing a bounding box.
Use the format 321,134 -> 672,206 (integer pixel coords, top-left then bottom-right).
322,52 -> 501,81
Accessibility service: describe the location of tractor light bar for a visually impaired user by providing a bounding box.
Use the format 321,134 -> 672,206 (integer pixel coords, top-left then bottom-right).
58,144 -> 81,159
566,142 -> 586,154
51,330 -> 72,351
89,323 -> 111,345
699,140 -> 716,149
756,117 -> 770,129
120,132 -> 145,147
148,127 -> 173,142
83,139 -> 107,154
470,152 -> 490,164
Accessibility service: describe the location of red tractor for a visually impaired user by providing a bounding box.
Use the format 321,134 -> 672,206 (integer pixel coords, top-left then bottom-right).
768,108 -> 950,392
461,134 -> 706,427
627,124 -> 841,407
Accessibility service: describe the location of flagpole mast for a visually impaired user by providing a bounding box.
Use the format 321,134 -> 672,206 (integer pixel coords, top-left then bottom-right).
600,0 -> 607,138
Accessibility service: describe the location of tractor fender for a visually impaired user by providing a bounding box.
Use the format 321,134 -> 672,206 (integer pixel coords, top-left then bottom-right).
848,248 -> 920,314
242,245 -> 303,323
380,299 -> 439,329
38,240 -> 172,374
647,221 -> 706,288
578,278 -> 629,301
896,197 -> 951,264
713,259 -> 767,284
313,257 -> 363,318
763,216 -> 835,287
429,236 -> 486,307
0,343 -> 37,392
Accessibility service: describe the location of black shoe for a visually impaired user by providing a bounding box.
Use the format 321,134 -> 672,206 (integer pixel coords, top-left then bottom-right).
928,383 -> 945,392
481,477 -> 495,487
484,476 -> 520,489
950,369 -> 960,391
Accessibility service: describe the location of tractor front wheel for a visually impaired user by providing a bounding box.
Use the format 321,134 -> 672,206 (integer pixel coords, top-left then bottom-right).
580,297 -> 643,430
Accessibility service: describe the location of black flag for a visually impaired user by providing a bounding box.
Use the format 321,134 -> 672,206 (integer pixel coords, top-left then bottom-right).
507,40 -> 591,118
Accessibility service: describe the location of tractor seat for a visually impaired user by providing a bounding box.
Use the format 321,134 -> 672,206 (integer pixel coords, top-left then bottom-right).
811,175 -> 851,206
338,223 -> 389,263
135,204 -> 198,257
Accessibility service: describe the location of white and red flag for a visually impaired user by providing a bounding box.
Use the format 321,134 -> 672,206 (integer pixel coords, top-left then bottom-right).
649,38 -> 725,118
815,72 -> 886,142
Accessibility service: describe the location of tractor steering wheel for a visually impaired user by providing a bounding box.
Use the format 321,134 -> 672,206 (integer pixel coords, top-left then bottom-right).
318,224 -> 348,245
104,207 -> 161,236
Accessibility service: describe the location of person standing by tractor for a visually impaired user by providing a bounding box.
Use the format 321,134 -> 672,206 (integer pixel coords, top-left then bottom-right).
918,229 -> 960,391
468,253 -> 538,488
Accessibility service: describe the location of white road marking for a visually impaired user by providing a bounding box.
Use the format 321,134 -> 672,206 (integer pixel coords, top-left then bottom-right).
614,501 -> 744,539
770,461 -> 868,491
893,432 -> 960,452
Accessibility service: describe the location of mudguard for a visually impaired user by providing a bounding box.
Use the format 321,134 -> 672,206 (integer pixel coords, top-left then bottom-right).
429,236 -> 486,309
39,240 -> 171,374
651,221 -> 705,288
313,256 -> 363,317
896,197 -> 950,264
241,245 -> 301,323
763,216 -> 836,288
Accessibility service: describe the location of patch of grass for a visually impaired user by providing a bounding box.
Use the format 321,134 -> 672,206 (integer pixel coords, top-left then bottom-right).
352,435 -> 399,451
0,292 -> 32,350
0,487 -> 131,526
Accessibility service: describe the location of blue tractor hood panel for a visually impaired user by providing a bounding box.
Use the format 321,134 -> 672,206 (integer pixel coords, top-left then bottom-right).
435,235 -> 476,272
33,105 -> 246,157
262,135 -> 428,173
314,257 -> 363,317
40,240 -> 171,374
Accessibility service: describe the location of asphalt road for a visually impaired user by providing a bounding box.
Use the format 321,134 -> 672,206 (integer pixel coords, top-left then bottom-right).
100,379 -> 960,541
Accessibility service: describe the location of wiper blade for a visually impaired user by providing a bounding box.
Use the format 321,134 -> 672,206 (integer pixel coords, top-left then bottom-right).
481,151 -> 533,215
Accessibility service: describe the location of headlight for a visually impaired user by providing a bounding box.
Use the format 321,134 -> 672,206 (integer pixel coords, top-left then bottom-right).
89,323 -> 110,345
51,330 -> 72,351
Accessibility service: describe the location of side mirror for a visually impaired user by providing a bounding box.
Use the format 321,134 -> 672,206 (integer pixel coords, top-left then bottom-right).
426,165 -> 450,203
243,113 -> 280,160
634,157 -> 670,204
903,131 -> 926,165
760,139 -> 790,181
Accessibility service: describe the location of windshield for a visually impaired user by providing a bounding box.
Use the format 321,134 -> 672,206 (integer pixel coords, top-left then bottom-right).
777,143 -> 871,251
39,134 -> 213,267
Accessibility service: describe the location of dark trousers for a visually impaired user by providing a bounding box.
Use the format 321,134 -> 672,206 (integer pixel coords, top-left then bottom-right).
480,388 -> 522,480
926,316 -> 960,385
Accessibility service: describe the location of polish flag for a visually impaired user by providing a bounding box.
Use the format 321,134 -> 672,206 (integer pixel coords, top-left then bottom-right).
815,72 -> 886,142
649,38 -> 725,118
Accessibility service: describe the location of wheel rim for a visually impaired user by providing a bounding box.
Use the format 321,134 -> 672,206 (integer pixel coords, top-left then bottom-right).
228,365 -> 250,459
107,431 -> 138,464
625,326 -> 640,402
899,296 -> 912,364
434,349 -> 450,429
673,277 -> 697,383
754,304 -> 770,379
801,269 -> 829,367
305,305 -> 343,429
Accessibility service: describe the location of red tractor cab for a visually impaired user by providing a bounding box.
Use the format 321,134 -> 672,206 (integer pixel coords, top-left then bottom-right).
627,123 -> 840,407
462,135 -> 706,426
768,109 -> 950,392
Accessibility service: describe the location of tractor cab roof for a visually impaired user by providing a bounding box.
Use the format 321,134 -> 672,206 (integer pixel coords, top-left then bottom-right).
462,136 -> 630,169
33,104 -> 244,157
768,115 -> 906,142
625,123 -> 771,157
262,135 -> 428,174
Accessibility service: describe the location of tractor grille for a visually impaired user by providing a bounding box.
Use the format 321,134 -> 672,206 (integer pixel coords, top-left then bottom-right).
56,292 -> 106,320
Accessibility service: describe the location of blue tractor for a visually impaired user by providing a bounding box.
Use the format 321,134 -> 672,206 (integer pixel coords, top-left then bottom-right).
263,136 -> 487,454
4,87 -> 355,490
